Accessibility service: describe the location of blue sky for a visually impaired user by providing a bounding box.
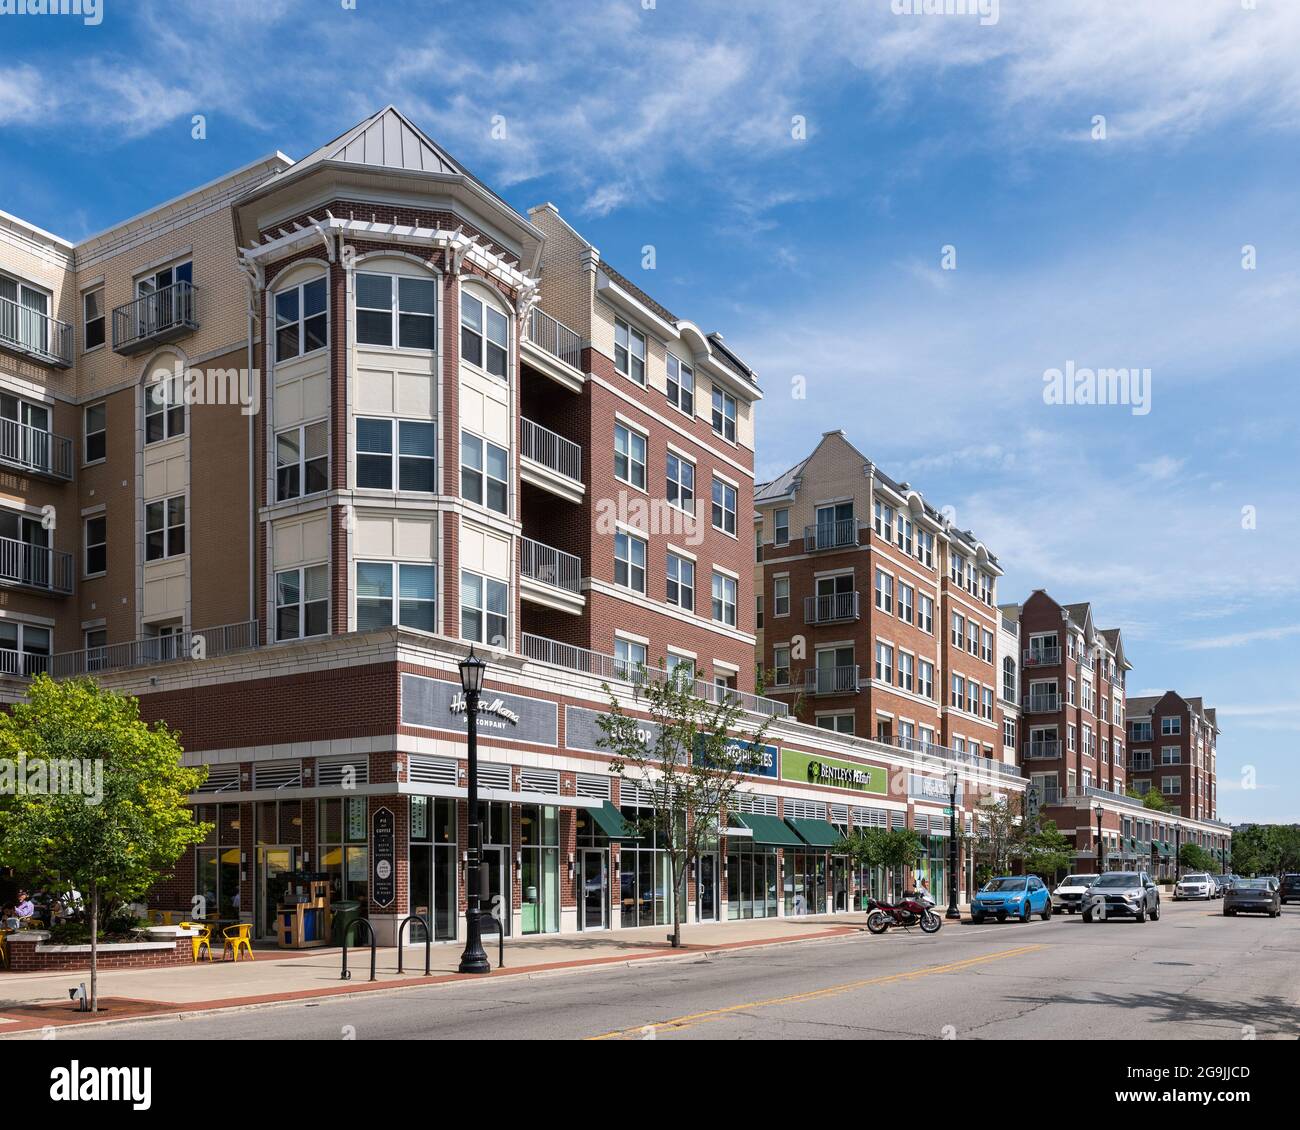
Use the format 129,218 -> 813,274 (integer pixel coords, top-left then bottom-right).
3,0 -> 1297,822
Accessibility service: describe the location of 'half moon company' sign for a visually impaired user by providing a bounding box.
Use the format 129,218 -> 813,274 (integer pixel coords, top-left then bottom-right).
449,691 -> 520,728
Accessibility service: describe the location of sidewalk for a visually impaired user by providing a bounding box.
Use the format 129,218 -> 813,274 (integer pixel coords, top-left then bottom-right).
0,914 -> 869,1035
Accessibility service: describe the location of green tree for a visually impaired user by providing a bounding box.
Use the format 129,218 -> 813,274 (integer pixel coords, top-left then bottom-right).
1021,820 -> 1073,881
0,676 -> 209,1011
1178,843 -> 1217,874
1127,786 -> 1167,812
964,795 -> 1022,877
599,665 -> 774,948
837,827 -> 923,898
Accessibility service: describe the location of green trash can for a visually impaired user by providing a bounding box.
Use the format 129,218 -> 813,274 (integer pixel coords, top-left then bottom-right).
330,901 -> 362,946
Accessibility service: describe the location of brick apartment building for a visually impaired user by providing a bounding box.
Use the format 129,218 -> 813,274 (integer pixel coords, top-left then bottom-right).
0,108 -> 1020,946
754,431 -> 1006,764
1125,692 -> 1219,822
1005,590 -> 1230,876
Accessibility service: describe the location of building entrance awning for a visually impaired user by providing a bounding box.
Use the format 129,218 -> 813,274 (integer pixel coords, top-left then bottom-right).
588,800 -> 635,840
785,817 -> 843,848
729,813 -> 801,847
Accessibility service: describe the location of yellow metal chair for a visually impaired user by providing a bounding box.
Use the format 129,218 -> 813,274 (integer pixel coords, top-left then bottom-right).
0,931 -> 9,971
181,922 -> 213,962
222,923 -> 254,962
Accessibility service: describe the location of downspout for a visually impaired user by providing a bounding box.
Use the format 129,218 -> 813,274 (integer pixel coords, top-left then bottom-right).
242,257 -> 265,628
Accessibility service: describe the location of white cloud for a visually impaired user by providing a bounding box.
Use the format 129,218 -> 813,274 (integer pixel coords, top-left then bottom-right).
1182,625 -> 1300,651
1137,455 -> 1185,482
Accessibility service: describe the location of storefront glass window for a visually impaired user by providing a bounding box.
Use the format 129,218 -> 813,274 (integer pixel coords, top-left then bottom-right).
725,840 -> 778,919
520,805 -> 560,935
409,797 -> 458,941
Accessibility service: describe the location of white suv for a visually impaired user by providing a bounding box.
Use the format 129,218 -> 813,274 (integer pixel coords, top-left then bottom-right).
1174,872 -> 1213,900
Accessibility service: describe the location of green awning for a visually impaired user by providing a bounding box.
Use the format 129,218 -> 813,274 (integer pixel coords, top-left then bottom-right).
785,817 -> 843,848
730,813 -> 802,847
589,801 -> 635,840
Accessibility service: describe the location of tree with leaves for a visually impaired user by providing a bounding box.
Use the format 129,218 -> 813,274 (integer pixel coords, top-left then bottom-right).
598,665 -> 775,948
0,676 -> 209,1012
1020,819 -> 1073,882
1178,843 -> 1217,874
964,794 -> 1023,877
836,826 -> 923,900
1126,786 -> 1168,812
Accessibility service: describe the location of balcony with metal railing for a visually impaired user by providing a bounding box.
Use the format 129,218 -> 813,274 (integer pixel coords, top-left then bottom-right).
1023,739 -> 1062,759
112,281 -> 199,355
803,519 -> 858,552
803,664 -> 860,696
45,621 -> 260,680
520,535 -> 584,614
803,591 -> 860,625
520,632 -> 789,718
525,306 -> 583,373
520,417 -> 583,499
0,418 -> 74,481
877,734 -> 1024,780
0,295 -> 73,368
1022,645 -> 1062,668
1023,691 -> 1062,713
0,537 -> 73,595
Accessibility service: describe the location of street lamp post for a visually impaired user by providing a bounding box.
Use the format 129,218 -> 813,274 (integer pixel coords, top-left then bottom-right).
1174,826 -> 1182,881
946,770 -> 960,920
1093,803 -> 1105,875
457,648 -> 491,975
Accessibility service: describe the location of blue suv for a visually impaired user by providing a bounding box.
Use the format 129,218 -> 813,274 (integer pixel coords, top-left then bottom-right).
971,875 -> 1052,923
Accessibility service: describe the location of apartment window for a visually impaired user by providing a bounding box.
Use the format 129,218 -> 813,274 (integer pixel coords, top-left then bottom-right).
355,272 -> 434,350
275,276 -> 328,360
916,530 -> 934,568
84,628 -> 108,672
0,621 -> 51,677
614,424 -> 646,490
614,637 -> 648,681
666,552 -> 694,611
276,421 -> 329,501
755,594 -> 763,629
773,576 -> 790,617
873,501 -> 894,539
1081,680 -> 1094,713
1132,720 -> 1153,742
918,659 -> 934,700
951,674 -> 964,709
1161,777 -> 1181,796
983,687 -> 994,720
615,531 -> 646,593
964,620 -> 977,656
711,572 -> 737,626
711,387 -> 736,442
898,651 -> 914,692
355,561 -> 436,632
894,514 -> 913,554
981,629 -> 993,663
950,553 -> 966,585
967,680 -> 979,715
666,353 -> 694,414
666,453 -> 694,510
951,612 -> 964,648
1161,746 -> 1181,765
918,594 -> 933,634
817,714 -> 854,735
712,478 -> 737,535
1003,656 -> 1017,700
84,402 -> 106,464
1003,719 -> 1016,748
613,318 -> 647,385
666,653 -> 695,682
1067,678 -> 1076,706
460,431 -> 508,514
1161,716 -> 1181,736
144,373 -> 185,443
874,569 -> 893,613
0,274 -> 50,356
773,508 -> 789,545
771,645 -> 791,687
144,496 -> 185,561
979,572 -> 993,605
83,287 -> 105,351
275,564 -> 329,641
884,581 -> 908,625
357,418 -> 435,492
460,570 -> 508,644
84,516 -> 106,576
875,642 -> 894,684
460,290 -> 509,376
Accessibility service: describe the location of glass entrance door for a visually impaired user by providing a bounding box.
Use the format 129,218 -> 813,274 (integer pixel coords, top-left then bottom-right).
832,855 -> 850,911
257,846 -> 299,939
696,853 -> 719,922
580,849 -> 608,930
480,846 -> 511,936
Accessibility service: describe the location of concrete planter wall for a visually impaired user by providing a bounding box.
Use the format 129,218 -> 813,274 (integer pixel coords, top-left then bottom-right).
3,930 -> 193,973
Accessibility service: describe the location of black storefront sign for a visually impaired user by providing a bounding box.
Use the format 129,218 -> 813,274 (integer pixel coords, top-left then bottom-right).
401,673 -> 558,746
565,705 -> 663,756
372,806 -> 395,908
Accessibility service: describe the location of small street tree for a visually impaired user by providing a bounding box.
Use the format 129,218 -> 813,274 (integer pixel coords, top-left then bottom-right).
0,676 -> 209,1011
1178,843 -> 1217,874
1127,786 -> 1168,813
598,665 -> 775,948
1021,819 -> 1073,882
837,826 -> 923,899
964,794 -> 1023,879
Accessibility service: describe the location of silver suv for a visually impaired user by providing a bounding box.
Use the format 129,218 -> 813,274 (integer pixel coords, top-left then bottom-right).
1082,871 -> 1161,923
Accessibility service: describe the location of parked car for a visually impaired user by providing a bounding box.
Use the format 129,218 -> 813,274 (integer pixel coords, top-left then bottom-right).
1223,878 -> 1281,918
971,875 -> 1052,923
1082,871 -> 1161,922
1051,874 -> 1099,913
1174,872 -> 1214,901
1279,874 -> 1300,906
1260,876 -> 1281,892
1212,874 -> 1237,897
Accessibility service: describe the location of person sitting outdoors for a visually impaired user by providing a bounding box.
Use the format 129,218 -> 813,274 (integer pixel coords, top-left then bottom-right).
4,890 -> 35,929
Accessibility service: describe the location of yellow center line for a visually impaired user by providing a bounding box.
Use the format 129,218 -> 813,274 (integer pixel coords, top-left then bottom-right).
587,942 -> 1045,1040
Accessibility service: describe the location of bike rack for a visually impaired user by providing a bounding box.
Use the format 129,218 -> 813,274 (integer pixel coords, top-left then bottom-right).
396,913 -> 432,976
340,917 -> 378,982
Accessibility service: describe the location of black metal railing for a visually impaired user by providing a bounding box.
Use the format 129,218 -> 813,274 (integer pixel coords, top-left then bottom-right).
521,417 -> 582,483
0,537 -> 73,594
520,536 -> 582,594
803,664 -> 860,696
0,295 -> 73,367
112,281 -> 199,354
803,519 -> 857,552
803,591 -> 860,624
0,417 -> 74,480
526,306 -> 582,370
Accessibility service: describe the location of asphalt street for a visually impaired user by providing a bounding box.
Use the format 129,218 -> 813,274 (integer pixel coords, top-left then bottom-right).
27,898 -> 1300,1041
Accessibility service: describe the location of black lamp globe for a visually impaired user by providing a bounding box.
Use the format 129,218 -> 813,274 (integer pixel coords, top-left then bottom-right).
459,647 -> 487,694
